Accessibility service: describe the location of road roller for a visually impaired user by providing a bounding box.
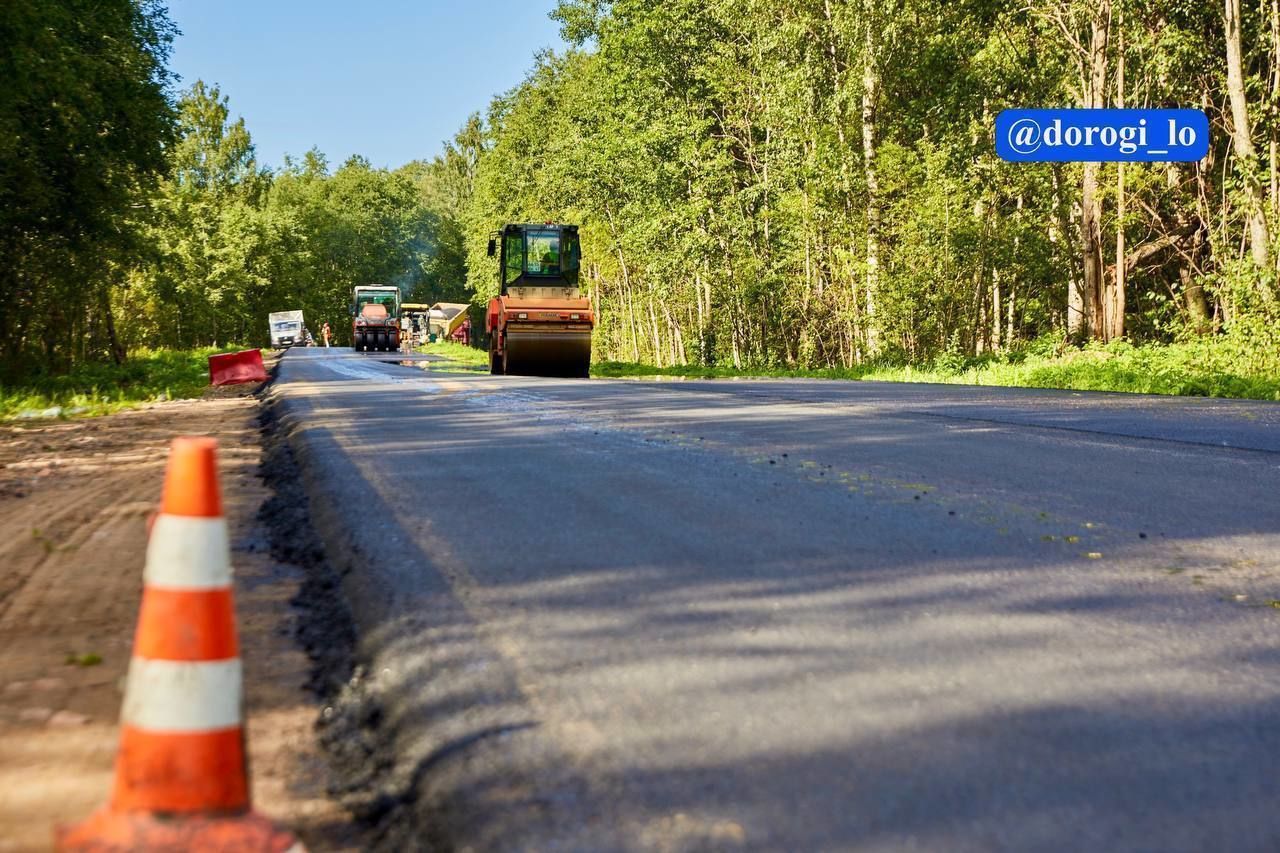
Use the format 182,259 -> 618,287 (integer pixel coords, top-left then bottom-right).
351,284 -> 401,352
485,223 -> 593,377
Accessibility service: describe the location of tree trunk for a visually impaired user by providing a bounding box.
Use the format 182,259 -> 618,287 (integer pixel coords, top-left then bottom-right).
991,268 -> 1002,350
1182,226 -> 1212,330
1226,0 -> 1271,268
861,1 -> 881,356
100,285 -> 126,366
823,0 -> 863,358
589,263 -> 602,349
647,296 -> 663,367
1008,281 -> 1017,345
664,303 -> 686,365
626,283 -> 641,362
1109,11 -> 1126,342
694,270 -> 706,363
1051,165 -> 1083,337
1271,0 -> 1280,227
1078,0 -> 1110,341
1080,171 -> 1104,340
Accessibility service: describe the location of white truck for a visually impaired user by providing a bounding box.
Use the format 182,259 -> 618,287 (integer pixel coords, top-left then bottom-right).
268,310 -> 306,349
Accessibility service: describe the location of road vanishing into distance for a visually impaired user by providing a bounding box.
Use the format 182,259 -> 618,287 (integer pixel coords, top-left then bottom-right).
272,347 -> 1280,853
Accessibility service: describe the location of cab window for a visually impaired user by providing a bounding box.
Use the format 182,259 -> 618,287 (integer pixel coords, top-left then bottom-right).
525,231 -> 561,275
504,233 -> 524,285
562,233 -> 580,273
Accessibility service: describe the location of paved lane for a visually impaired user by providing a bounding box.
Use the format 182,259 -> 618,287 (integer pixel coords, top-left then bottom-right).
273,347 -> 1280,852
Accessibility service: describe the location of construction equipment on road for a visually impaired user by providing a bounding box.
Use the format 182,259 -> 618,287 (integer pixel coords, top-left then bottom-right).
268,310 -> 305,349
352,284 -> 401,352
427,302 -> 471,345
400,302 -> 433,349
486,223 -> 592,377
58,437 -> 298,852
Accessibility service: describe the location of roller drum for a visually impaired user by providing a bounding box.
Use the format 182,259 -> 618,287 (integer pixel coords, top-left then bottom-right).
504,329 -> 591,377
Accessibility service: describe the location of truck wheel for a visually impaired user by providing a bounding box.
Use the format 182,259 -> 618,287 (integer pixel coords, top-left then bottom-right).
489,342 -> 503,375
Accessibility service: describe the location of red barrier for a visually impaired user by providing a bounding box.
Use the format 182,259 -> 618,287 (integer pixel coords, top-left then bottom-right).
208,350 -> 268,386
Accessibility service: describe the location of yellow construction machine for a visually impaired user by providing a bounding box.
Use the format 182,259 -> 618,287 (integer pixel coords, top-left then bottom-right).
485,223 -> 592,377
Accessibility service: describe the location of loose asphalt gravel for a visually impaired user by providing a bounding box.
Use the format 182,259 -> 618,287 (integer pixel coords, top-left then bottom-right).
270,346 -> 1280,853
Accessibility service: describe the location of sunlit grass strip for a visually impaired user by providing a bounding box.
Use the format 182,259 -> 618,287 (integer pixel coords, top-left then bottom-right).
593,337 -> 1280,401
0,347 -> 257,420
416,340 -> 488,366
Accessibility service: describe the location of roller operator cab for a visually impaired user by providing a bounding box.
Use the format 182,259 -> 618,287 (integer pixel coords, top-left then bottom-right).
351,285 -> 401,352
486,223 -> 593,377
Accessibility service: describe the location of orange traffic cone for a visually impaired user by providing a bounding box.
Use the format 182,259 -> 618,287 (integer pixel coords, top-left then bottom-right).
58,437 -> 301,852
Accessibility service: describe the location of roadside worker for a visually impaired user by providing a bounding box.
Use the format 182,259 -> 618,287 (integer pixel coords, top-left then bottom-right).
322,321 -> 331,348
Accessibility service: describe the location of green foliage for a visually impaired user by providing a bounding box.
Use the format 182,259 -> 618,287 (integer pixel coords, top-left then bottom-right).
463,0 -> 1072,368
417,340 -> 488,366
0,347 -> 247,419
596,332 -> 1280,401
116,87 -> 469,350
4,0 -> 1279,404
878,335 -> 1280,400
458,0 -> 1278,375
0,0 -> 176,368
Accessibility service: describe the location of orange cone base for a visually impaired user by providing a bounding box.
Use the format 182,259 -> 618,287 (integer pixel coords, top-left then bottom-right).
56,807 -> 301,852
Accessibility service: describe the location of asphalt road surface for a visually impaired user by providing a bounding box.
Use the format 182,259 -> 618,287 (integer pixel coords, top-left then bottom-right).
273,347 -> 1280,852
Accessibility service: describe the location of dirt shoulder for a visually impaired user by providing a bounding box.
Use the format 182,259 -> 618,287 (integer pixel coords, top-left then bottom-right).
0,380 -> 357,851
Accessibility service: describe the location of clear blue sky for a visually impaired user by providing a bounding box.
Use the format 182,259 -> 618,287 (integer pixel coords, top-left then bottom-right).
165,1 -> 567,171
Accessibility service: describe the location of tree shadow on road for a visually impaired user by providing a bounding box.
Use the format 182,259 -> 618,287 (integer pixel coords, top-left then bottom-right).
269,371 -> 1280,852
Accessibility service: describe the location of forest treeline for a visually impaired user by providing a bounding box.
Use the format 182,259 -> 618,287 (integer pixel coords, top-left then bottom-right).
110,86 -> 473,354
0,0 -> 469,371
2,0 -> 1279,376
463,0 -> 1280,368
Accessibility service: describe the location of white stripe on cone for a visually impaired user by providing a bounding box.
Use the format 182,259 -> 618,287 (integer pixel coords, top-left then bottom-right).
121,658 -> 243,732
144,515 -> 232,590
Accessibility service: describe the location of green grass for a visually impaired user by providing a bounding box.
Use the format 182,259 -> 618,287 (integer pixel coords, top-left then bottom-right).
416,340 -> 488,366
0,347 -> 255,421
594,361 -> 854,381
593,335 -> 1280,401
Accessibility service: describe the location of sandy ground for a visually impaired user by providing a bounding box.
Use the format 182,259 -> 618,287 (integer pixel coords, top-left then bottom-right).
0,384 -> 357,851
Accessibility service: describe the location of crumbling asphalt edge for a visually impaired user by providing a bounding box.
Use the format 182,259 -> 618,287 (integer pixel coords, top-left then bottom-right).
256,355 -> 633,852
256,365 -> 532,851
256,383 -> 430,850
